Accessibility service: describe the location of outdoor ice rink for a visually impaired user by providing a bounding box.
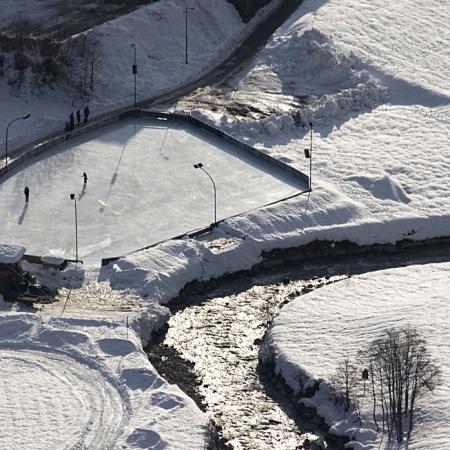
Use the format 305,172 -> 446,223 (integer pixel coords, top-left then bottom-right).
1,118 -> 306,264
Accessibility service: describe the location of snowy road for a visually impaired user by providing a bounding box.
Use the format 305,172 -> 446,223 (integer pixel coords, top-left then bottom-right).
1,118 -> 305,263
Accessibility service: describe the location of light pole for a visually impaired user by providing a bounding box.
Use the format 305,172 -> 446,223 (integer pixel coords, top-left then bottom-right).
131,43 -> 137,109
303,122 -> 313,191
70,193 -> 79,263
185,6 -> 195,64
193,162 -> 217,227
5,113 -> 31,170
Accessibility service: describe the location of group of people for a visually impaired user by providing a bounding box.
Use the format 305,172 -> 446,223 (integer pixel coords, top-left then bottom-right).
65,106 -> 90,134
23,172 -> 88,204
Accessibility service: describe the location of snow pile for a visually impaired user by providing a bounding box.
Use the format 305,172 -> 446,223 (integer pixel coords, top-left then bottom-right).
301,0 -> 450,99
106,229 -> 261,302
265,28 -> 386,105
202,28 -> 386,138
265,262 -> 450,449
220,182 -> 369,249
0,243 -> 25,264
346,173 -> 411,204
107,240 -> 209,303
0,311 -> 208,449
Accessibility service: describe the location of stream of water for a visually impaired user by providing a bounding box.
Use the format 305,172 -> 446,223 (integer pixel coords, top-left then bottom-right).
147,242 -> 450,449
149,271 -> 345,450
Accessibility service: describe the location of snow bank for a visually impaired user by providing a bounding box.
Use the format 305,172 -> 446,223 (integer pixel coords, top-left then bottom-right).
103,172 -> 450,304
193,27 -> 387,138
0,243 -> 26,264
106,229 -> 261,302
265,262 -> 450,449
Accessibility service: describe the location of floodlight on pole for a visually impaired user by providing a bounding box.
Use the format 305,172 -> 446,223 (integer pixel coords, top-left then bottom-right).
5,113 -> 31,171
193,162 -> 217,227
131,43 -> 137,109
70,193 -> 79,263
303,122 -> 313,191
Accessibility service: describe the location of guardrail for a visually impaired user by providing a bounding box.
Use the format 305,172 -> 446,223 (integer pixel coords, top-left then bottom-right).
1,109 -> 309,186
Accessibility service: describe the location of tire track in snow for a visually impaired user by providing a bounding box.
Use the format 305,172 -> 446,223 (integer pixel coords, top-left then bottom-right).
0,345 -> 129,450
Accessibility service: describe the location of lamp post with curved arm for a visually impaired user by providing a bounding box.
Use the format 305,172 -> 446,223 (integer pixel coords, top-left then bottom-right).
5,113 -> 31,170
70,193 -> 79,263
185,6 -> 195,64
303,122 -> 313,191
193,162 -> 217,227
131,43 -> 137,109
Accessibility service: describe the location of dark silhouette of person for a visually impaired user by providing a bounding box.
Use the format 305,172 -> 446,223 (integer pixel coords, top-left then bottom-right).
76,110 -> 81,127
69,112 -> 75,131
83,105 -> 90,123
24,186 -> 29,203
82,172 -> 88,184
64,121 -> 71,140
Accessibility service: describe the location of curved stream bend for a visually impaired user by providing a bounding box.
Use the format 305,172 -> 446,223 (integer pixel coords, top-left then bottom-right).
147,240 -> 450,449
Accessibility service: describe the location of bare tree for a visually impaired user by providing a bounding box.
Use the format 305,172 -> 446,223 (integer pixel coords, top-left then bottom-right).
365,327 -> 441,443
331,357 -> 360,412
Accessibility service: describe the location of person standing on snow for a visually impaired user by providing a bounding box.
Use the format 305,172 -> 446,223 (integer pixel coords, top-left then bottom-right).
24,186 -> 30,203
69,112 -> 75,131
82,172 -> 88,185
76,109 -> 81,127
83,105 -> 90,123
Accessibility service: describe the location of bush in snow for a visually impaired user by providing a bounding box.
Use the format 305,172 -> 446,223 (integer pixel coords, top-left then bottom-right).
0,17 -> 102,96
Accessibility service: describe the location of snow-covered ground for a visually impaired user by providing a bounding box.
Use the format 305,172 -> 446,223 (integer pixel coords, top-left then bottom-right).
192,0 -> 450,238
0,0 -> 245,157
104,0 -> 450,447
0,307 -> 208,450
1,118 -> 305,263
179,1 -> 450,447
265,262 -> 450,449
2,0 -> 450,448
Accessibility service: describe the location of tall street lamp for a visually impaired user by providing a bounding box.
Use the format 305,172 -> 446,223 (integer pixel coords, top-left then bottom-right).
193,162 -> 217,227
5,113 -> 31,170
70,193 -> 79,263
131,43 -> 137,109
185,6 -> 195,64
303,122 -> 313,191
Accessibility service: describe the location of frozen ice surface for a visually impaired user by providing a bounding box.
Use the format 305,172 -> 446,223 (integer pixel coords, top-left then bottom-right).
1,119 -> 306,264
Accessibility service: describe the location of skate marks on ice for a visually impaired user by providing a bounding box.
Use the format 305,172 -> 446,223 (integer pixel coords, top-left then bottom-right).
97,199 -> 125,216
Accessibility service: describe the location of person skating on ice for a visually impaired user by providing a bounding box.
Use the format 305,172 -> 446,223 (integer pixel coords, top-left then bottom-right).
24,186 -> 29,203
